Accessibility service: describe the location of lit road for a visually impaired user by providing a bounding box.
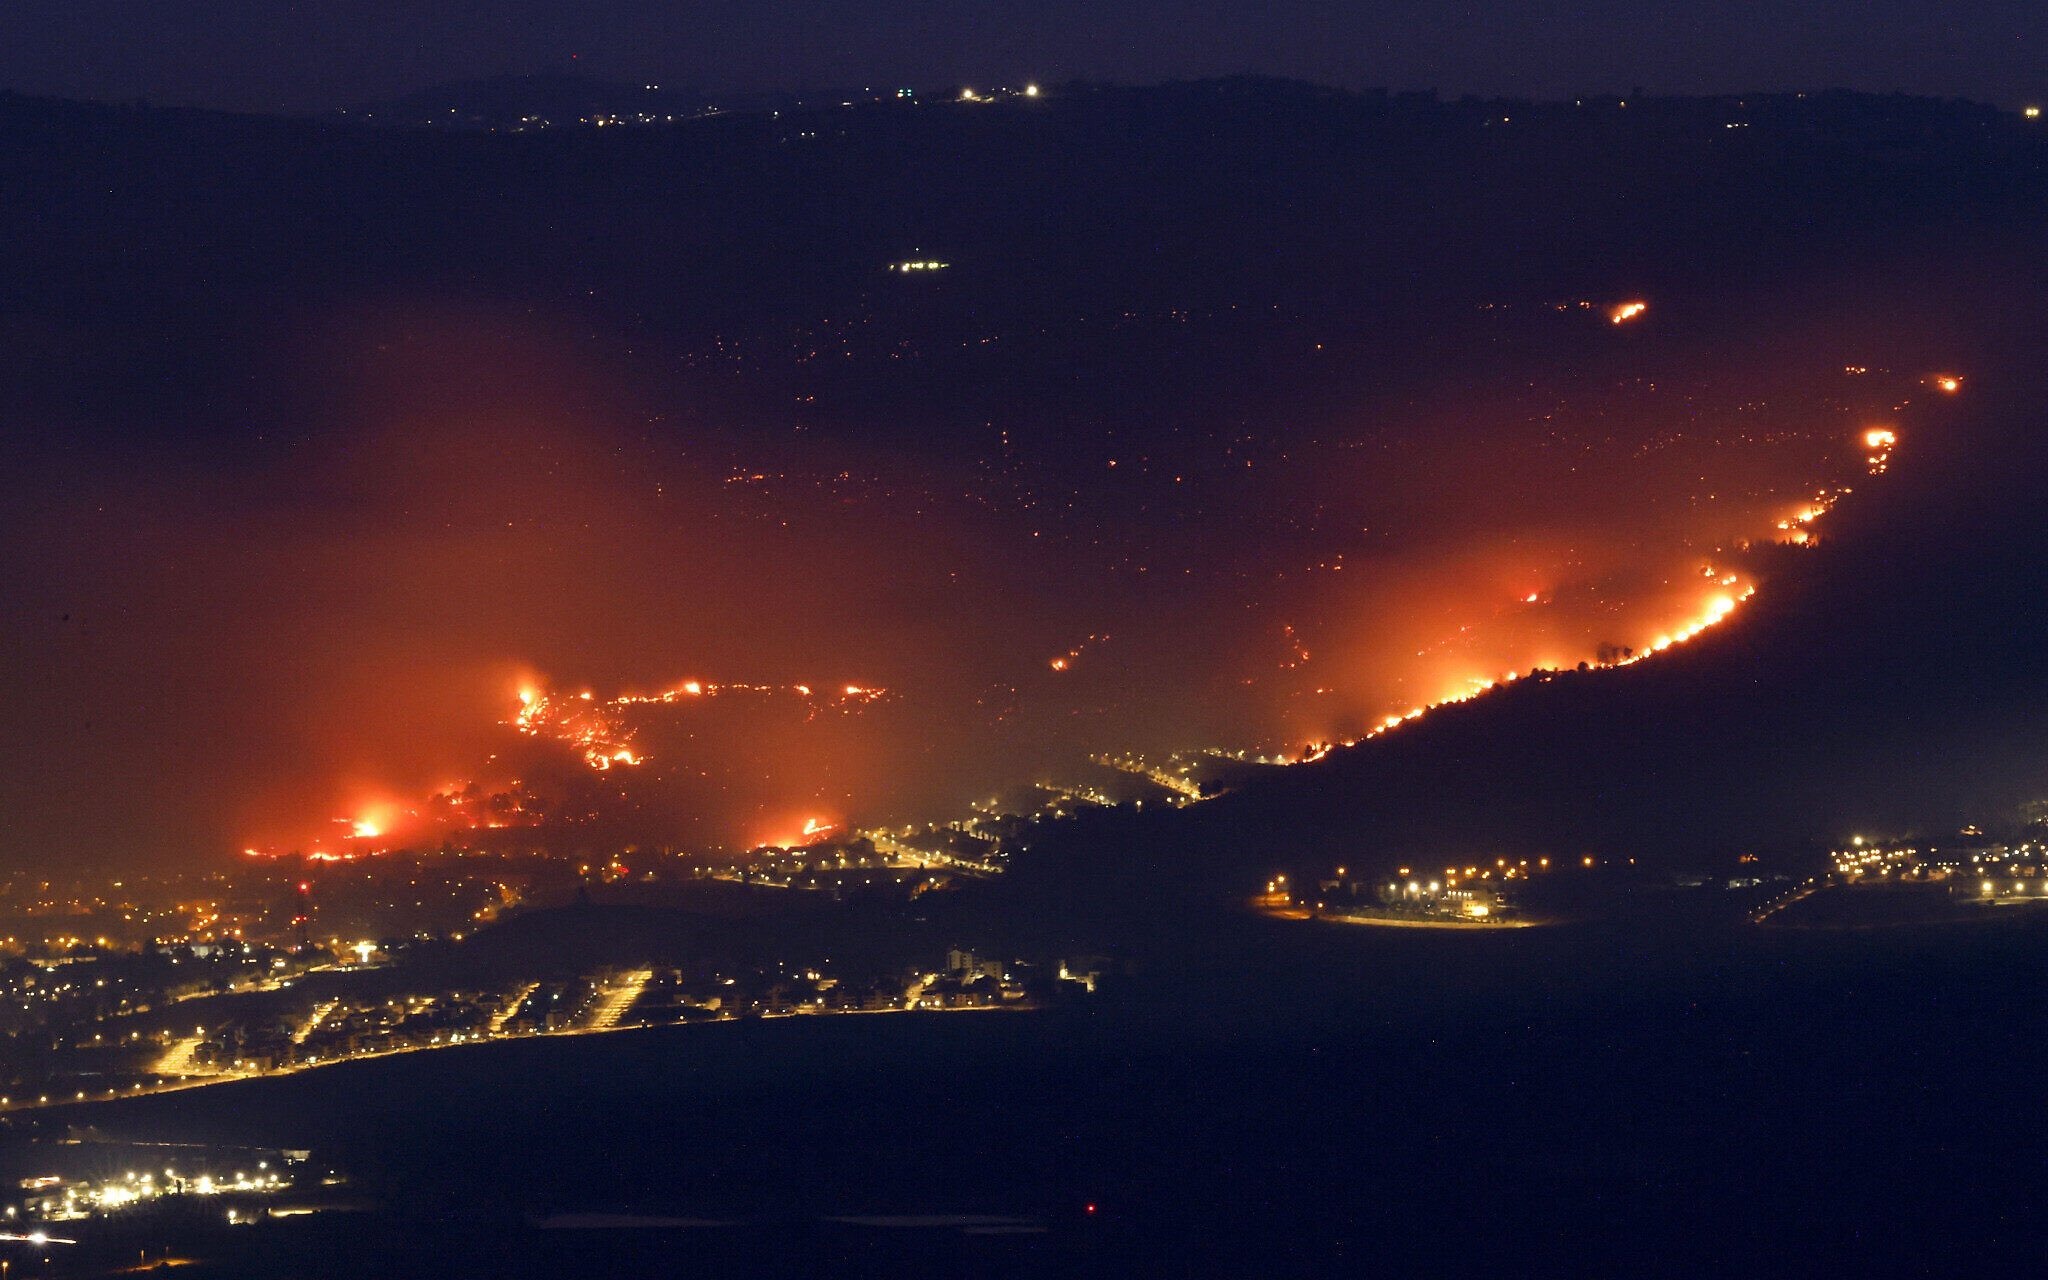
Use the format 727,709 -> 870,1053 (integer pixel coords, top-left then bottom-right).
152,1035 -> 219,1079
859,831 -> 1001,877
1249,894 -> 1540,929
585,970 -> 651,1030
1752,878 -> 1826,925
1091,754 -> 1206,803
2,994 -> 1037,1116
491,982 -> 540,1032
290,1000 -> 338,1045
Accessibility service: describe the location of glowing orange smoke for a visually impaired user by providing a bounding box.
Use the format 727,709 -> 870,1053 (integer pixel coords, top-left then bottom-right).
754,815 -> 839,849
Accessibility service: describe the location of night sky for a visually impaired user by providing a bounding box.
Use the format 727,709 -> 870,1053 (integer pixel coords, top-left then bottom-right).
2,1 -> 2042,112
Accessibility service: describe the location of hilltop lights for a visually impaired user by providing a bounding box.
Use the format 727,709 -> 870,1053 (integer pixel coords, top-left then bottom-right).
1608,300 -> 1648,324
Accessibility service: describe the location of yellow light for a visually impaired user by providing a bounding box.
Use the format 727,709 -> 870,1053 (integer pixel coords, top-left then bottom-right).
2027,106 -> 2041,119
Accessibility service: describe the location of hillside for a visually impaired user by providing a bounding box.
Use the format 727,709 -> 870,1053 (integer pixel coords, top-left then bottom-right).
999,311 -> 2048,916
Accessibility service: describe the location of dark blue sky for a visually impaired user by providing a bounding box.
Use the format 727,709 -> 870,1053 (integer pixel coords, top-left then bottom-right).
2,1 -> 2041,112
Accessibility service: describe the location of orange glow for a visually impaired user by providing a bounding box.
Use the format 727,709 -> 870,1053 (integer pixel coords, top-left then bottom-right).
1048,633 -> 1109,673
1932,375 -> 1961,393
215,319 -> 1930,863
756,814 -> 840,849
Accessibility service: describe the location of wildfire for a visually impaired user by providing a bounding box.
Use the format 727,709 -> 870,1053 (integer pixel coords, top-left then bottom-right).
1279,623 -> 1311,669
755,815 -> 839,849
513,676 -> 891,771
1608,300 -> 1648,324
1047,633 -> 1110,673
1307,414 -> 1904,760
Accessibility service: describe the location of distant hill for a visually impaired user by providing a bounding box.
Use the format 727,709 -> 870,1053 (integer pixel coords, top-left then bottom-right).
347,72 -> 718,129
342,72 -> 905,129
2,79 -> 2044,869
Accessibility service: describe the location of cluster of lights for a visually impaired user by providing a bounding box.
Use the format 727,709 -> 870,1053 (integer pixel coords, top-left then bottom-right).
958,84 -> 1039,103
1831,834 -> 1918,876
1829,834 -> 2048,893
19,1164 -> 287,1224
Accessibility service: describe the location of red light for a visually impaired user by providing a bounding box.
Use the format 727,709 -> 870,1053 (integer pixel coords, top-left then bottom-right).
1084,1202 -> 1097,1215
297,882 -> 311,894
